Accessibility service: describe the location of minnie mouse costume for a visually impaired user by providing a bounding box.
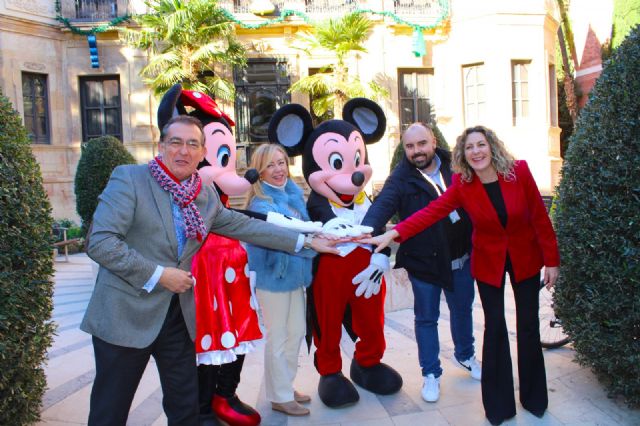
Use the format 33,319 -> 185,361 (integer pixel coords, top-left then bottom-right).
158,84 -> 261,426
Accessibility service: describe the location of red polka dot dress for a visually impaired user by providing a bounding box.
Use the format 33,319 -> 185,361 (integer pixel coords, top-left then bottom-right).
191,233 -> 262,365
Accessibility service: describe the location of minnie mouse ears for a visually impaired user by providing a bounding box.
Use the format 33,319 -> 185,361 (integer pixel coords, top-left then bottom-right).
157,84 -> 235,131
181,90 -> 235,127
157,84 -> 187,131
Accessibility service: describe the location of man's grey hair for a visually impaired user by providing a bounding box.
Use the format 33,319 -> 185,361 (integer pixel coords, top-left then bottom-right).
160,115 -> 205,146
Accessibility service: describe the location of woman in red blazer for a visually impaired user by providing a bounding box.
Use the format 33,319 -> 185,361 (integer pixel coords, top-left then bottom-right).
362,126 -> 559,425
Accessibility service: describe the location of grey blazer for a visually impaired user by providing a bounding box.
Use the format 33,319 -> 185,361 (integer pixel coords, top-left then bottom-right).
80,164 -> 299,348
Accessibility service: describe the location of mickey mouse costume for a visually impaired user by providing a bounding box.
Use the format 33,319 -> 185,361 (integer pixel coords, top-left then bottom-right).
268,98 -> 403,408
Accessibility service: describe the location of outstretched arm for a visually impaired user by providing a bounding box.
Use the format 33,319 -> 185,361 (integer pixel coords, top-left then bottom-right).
358,180 -> 463,251
212,196 -> 339,255
394,180 -> 463,241
358,229 -> 400,253
233,208 -> 323,234
362,177 -> 402,235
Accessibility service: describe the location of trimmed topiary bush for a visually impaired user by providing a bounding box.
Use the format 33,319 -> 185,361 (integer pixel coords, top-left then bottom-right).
74,135 -> 136,235
553,25 -> 640,406
0,90 -> 56,424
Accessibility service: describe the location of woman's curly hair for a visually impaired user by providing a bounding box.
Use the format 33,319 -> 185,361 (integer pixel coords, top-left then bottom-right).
452,125 -> 516,182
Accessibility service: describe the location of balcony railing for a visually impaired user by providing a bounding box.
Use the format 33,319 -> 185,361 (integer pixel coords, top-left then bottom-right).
220,0 -> 285,14
218,0 -> 358,16
304,0 -> 358,15
393,0 -> 446,16
60,0 -> 132,22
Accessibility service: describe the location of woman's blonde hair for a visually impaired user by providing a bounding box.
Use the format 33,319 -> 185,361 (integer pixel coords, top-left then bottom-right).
243,143 -> 290,208
452,125 -> 516,182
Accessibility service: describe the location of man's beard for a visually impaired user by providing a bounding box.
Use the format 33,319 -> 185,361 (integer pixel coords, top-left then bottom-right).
410,153 -> 434,170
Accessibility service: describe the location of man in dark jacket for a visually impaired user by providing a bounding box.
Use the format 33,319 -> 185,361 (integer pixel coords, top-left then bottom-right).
361,122 -> 480,403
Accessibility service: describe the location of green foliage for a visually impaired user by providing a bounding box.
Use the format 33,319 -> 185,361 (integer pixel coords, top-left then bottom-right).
612,1 -> 640,49
289,13 -> 389,118
557,79 -> 576,157
0,90 -> 55,425
121,0 -> 246,100
554,26 -> 640,406
75,136 -> 136,235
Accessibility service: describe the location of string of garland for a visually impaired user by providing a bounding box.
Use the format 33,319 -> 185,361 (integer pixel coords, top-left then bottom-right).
220,0 -> 450,32
54,0 -> 448,35
54,0 -> 131,35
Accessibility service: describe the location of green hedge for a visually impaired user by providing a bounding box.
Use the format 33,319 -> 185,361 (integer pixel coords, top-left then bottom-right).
554,25 -> 640,406
74,135 -> 136,235
0,91 -> 56,424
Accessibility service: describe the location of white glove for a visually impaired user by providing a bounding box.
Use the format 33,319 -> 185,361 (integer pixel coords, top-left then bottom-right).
352,253 -> 390,298
321,217 -> 373,238
266,211 -> 323,234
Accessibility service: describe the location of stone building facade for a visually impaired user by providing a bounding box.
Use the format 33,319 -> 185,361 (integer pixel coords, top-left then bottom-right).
1,0 -> 563,220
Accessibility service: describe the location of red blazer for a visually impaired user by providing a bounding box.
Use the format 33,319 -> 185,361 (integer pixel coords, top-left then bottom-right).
395,160 -> 559,287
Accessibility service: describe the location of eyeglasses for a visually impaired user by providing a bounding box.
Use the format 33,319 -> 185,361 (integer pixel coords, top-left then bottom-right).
164,137 -> 203,151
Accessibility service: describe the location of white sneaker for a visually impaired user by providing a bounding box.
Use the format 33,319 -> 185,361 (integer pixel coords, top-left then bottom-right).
453,355 -> 482,380
421,374 -> 440,402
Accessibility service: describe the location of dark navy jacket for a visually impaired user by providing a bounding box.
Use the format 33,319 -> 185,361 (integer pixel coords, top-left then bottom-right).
361,148 -> 472,290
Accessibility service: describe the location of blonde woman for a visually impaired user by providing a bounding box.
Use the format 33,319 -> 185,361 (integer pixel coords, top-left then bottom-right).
360,126 -> 559,425
244,144 -> 315,416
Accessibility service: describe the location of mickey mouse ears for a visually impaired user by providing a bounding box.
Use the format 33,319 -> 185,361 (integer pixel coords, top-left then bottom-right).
268,98 -> 386,156
157,84 -> 235,131
342,98 -> 386,143
268,103 -> 313,156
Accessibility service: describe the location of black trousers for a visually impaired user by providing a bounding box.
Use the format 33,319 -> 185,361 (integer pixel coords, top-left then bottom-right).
88,295 -> 198,426
197,355 -> 245,414
477,261 -> 547,422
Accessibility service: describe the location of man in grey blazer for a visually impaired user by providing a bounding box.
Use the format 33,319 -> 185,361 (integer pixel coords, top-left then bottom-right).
81,116 -> 337,426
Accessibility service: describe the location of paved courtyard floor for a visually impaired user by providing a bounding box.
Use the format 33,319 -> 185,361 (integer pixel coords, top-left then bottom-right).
39,254 -> 640,425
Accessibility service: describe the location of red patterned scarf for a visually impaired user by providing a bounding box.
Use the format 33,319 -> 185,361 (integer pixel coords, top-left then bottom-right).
148,156 -> 207,242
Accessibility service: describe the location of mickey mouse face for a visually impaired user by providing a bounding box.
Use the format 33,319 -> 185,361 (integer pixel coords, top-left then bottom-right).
269,98 -> 386,207
308,129 -> 372,206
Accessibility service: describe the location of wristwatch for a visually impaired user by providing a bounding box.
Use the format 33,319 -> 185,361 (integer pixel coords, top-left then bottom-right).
303,234 -> 314,249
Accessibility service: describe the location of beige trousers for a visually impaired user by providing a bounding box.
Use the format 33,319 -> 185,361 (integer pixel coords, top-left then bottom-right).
256,287 -> 306,403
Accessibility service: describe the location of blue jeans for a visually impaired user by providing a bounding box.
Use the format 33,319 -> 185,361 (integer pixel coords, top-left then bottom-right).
408,258 -> 475,378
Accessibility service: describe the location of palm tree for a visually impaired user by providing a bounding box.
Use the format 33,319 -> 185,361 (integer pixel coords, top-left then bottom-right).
120,0 -> 246,101
289,13 -> 388,119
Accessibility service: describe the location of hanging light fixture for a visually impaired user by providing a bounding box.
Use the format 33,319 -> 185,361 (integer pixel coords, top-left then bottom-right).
87,34 -> 99,68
